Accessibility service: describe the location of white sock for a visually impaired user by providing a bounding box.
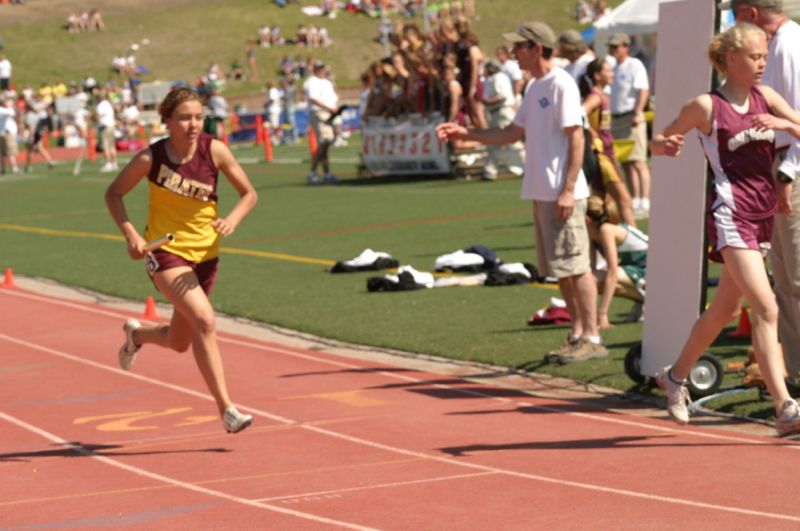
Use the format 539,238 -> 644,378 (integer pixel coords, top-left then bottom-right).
586,335 -> 602,344
632,197 -> 642,210
642,197 -> 651,211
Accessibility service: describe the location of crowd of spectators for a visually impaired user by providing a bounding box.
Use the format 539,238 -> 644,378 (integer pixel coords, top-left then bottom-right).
258,23 -> 332,48
340,0 -> 474,19
573,0 -> 609,24
66,8 -> 106,33
359,12 -> 499,126
0,72 -> 147,173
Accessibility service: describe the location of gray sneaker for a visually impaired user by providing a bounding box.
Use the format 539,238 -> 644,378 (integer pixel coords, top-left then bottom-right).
307,171 -> 322,185
223,406 -> 253,434
655,366 -> 690,425
776,399 -> 800,437
545,334 -> 580,363
555,337 -> 609,365
118,318 -> 142,371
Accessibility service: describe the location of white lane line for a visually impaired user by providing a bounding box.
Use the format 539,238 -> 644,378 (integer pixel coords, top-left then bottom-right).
4,334 -> 800,523
256,471 -> 497,503
218,335 -> 797,449
1,287 -> 796,448
0,410 -> 375,530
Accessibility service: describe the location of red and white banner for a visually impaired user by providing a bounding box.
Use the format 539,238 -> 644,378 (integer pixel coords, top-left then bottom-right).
361,118 -> 450,176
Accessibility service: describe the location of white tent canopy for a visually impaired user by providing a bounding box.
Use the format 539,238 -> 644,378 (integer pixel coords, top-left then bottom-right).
594,0 -> 800,39
592,0 -> 800,60
593,0 -> 667,36
591,0 -> 668,58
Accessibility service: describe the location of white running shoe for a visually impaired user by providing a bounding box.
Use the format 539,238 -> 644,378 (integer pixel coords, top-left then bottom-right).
776,399 -> 800,437
307,171 -> 322,185
118,318 -> 142,371
323,173 -> 339,184
223,406 -> 253,434
655,365 -> 691,425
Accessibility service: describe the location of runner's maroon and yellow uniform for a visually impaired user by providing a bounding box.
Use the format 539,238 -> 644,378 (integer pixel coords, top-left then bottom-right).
144,133 -> 220,264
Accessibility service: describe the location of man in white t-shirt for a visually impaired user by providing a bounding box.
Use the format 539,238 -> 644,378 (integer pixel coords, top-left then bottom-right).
558,29 -> 595,84
495,45 -> 524,105
95,89 -> 118,172
438,21 -> 606,364
482,58 -> 524,179
303,60 -> 339,185
608,32 -> 651,216
608,32 -> 651,215
729,0 -> 800,388
265,80 -> 283,143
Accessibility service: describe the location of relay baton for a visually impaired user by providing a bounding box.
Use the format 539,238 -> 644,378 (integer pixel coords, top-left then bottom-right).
143,234 -> 174,252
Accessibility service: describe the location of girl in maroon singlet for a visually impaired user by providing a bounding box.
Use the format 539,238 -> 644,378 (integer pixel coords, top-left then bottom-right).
105,88 -> 258,434
651,24 -> 800,436
581,59 -> 637,227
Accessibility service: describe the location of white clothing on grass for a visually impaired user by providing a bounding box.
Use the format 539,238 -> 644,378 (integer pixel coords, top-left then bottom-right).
512,67 -> 589,202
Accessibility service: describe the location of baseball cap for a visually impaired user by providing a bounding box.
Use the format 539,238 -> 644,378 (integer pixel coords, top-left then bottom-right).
502,21 -> 557,49
313,60 -> 326,70
607,32 -> 631,46
558,29 -> 585,46
718,0 -> 782,10
484,57 -> 502,72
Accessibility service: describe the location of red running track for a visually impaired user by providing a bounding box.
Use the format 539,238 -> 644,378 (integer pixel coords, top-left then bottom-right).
1,285 -> 800,529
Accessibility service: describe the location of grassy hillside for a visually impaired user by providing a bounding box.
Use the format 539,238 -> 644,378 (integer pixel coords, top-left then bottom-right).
0,0 -> 621,92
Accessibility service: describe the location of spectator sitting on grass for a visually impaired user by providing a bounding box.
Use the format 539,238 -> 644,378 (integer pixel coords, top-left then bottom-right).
585,195 -> 646,327
66,12 -> 81,33
88,9 -> 106,31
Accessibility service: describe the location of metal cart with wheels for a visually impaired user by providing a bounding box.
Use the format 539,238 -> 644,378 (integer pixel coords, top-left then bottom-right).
624,344 -> 724,399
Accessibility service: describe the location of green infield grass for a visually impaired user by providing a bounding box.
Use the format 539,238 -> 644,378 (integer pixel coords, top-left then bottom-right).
1,136 -> 771,423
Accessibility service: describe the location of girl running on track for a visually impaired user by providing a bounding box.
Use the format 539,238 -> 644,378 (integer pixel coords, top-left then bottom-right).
650,23 -> 800,436
105,87 -> 258,434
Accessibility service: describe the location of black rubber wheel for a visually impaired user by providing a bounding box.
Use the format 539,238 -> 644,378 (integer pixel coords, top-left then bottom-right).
624,344 -> 649,385
686,353 -> 724,399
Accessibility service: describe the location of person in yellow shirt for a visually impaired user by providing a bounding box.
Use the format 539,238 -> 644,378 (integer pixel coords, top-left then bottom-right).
105,87 -> 258,434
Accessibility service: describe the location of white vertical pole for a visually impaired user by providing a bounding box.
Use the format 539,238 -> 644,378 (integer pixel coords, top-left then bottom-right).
640,0 -> 715,375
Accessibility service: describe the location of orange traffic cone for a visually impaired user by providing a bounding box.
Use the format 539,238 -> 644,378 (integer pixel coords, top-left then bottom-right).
88,129 -> 97,162
728,306 -> 751,338
307,126 -> 318,157
263,126 -> 273,162
137,124 -> 148,145
143,296 -> 159,319
2,268 -> 17,289
255,114 -> 264,145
